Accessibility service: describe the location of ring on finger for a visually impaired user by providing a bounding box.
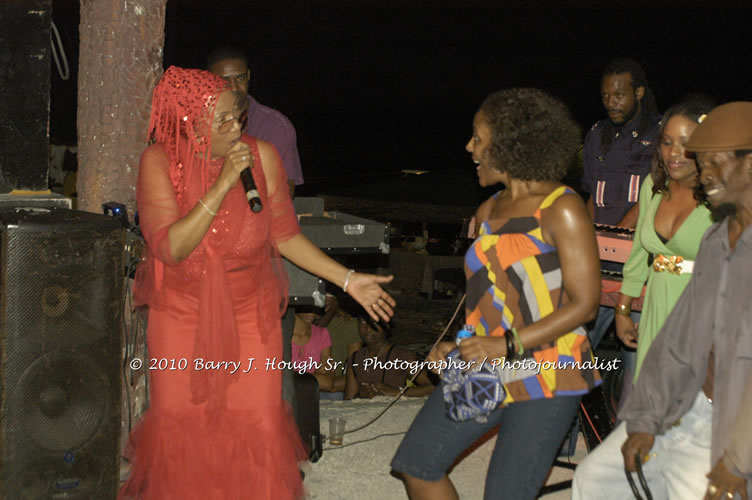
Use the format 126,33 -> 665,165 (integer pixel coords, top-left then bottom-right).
726,492 -> 734,499
708,484 -> 718,495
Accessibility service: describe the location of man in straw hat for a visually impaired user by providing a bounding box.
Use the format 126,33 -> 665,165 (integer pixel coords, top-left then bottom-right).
574,102 -> 752,500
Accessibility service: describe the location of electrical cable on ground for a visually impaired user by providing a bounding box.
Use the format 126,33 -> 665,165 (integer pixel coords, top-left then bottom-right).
323,293 -> 466,448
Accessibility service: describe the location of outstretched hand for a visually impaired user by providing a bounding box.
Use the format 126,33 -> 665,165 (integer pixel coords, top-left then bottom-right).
346,272 -> 396,323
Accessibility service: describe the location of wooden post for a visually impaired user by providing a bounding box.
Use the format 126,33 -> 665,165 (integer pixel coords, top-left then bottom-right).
76,0 -> 167,216
77,0 -> 167,464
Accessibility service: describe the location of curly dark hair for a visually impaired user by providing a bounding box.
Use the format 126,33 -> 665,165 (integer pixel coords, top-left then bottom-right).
650,94 -> 715,207
478,88 -> 582,182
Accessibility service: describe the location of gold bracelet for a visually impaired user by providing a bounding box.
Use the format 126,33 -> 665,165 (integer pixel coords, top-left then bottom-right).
198,198 -> 217,217
615,303 -> 631,317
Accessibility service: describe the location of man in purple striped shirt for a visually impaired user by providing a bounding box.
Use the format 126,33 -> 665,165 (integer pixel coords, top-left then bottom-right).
208,46 -> 304,199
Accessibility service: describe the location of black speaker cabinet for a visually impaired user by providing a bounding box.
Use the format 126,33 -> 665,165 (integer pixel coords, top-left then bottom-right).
0,207 -> 125,499
0,0 -> 52,191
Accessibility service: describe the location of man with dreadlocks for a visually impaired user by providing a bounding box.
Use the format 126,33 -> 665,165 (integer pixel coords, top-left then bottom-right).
582,58 -> 661,374
583,57 -> 661,231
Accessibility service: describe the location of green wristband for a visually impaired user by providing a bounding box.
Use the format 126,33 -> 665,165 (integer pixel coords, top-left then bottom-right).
511,327 -> 524,356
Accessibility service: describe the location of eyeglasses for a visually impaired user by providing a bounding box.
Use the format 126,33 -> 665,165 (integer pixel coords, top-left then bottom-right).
214,110 -> 248,135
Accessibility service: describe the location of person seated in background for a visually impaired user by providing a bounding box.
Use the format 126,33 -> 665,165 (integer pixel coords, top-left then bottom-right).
292,308 -> 335,392
317,292 -> 362,393
344,315 -> 434,400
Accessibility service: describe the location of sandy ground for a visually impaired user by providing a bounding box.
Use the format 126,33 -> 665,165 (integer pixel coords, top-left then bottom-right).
303,396 -> 585,500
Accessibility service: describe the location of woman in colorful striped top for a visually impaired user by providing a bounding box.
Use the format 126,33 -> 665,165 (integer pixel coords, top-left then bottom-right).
391,88 -> 602,500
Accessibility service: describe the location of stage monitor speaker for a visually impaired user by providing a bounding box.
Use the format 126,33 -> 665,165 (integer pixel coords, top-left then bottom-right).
0,207 -> 125,499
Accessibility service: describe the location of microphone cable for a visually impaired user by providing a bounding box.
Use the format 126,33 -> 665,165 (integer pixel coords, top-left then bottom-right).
322,293 -> 466,451
625,453 -> 654,500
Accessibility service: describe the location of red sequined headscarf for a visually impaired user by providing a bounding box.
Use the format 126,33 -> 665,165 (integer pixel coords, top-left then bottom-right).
148,66 -> 227,203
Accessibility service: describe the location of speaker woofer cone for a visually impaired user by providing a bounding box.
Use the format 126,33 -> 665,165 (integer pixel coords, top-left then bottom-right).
18,353 -> 110,451
40,285 -> 70,318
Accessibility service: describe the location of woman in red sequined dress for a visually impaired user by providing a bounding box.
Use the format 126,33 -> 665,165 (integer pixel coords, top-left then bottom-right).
120,66 -> 395,499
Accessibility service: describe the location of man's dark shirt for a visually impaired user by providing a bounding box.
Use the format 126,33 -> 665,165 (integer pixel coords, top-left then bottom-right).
582,112 -> 661,226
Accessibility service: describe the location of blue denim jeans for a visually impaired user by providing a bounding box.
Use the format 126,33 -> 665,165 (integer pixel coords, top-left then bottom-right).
391,383 -> 582,500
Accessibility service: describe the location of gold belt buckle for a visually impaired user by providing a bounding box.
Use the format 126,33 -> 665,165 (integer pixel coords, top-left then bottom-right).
652,254 -> 684,275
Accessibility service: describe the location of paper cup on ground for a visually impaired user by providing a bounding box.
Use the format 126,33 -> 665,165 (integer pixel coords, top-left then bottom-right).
328,417 -> 347,446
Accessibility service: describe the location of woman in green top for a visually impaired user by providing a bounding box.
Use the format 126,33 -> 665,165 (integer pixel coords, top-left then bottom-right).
615,95 -> 715,382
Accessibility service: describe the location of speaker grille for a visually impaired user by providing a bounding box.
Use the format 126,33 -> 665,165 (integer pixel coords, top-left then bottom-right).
5,230 -> 121,347
19,353 -> 110,451
0,208 -> 125,499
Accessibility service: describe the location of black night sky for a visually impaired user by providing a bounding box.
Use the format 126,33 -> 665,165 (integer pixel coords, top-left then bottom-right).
50,5 -> 750,206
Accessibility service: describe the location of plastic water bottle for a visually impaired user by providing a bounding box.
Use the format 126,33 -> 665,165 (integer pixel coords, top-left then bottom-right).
456,324 -> 475,345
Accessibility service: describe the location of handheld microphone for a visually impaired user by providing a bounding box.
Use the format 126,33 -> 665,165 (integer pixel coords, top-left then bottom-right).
240,168 -> 263,213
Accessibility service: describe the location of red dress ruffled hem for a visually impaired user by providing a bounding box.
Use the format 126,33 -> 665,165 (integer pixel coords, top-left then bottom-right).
119,404 -> 307,500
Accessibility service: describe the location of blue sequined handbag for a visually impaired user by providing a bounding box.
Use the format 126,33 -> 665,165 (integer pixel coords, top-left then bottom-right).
441,348 -> 505,422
